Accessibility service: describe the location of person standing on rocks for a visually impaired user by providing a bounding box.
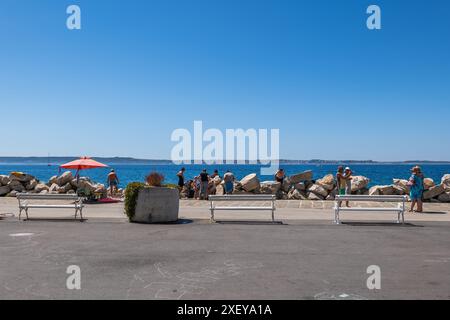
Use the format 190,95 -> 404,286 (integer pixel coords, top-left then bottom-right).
107,169 -> 120,196
177,167 -> 186,192
343,167 -> 353,207
211,169 -> 220,179
408,166 -> 424,213
199,169 -> 210,200
336,166 -> 348,207
223,170 -> 235,195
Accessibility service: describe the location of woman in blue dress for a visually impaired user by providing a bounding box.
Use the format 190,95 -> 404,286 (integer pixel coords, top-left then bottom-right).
408,166 -> 424,213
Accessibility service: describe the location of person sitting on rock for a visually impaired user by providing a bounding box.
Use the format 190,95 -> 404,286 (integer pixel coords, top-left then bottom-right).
211,169 -> 220,179
275,169 -> 285,184
223,170 -> 235,195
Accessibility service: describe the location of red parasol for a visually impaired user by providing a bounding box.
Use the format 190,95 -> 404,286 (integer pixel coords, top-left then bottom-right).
60,157 -> 108,174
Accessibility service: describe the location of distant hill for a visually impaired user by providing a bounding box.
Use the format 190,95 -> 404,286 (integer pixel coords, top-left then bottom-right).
0,157 -> 449,165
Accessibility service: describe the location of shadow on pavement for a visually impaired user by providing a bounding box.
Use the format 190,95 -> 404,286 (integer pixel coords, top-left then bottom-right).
419,211 -> 447,215
215,220 -> 284,225
341,222 -> 423,227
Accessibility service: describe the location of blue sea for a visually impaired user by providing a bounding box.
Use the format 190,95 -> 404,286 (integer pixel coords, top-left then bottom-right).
1,164 -> 449,189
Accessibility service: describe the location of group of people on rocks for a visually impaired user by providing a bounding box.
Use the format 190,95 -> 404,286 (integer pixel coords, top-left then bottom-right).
109,164 -> 427,212
177,168 -> 236,200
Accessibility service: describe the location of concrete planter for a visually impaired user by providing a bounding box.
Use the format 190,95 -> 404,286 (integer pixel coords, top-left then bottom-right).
131,187 -> 179,223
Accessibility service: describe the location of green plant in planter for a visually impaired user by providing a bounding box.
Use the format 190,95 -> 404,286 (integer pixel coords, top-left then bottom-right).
124,182 -> 145,221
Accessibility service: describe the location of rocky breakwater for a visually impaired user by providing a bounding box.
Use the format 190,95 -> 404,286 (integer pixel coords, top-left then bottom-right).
208,171 -> 450,203
0,171 -> 115,198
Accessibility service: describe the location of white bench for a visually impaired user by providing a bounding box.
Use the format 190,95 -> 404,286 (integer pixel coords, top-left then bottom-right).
17,193 -> 84,221
334,195 -> 407,225
208,195 -> 276,222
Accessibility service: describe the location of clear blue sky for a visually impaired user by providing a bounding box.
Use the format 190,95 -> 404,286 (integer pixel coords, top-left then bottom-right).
1,0 -> 449,161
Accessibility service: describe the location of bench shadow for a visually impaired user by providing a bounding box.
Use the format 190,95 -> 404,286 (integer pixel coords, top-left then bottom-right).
215,220 -> 284,225
341,222 -> 423,227
418,211 -> 447,215
0,213 -> 15,220
145,219 -> 194,225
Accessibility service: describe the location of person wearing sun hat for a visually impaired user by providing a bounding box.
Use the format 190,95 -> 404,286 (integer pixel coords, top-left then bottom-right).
407,166 -> 424,213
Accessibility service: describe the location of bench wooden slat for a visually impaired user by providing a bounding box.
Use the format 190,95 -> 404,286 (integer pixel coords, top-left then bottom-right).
336,207 -> 403,212
335,195 -> 407,202
17,193 -> 81,200
212,206 -> 274,211
209,195 -> 275,201
21,205 -> 82,209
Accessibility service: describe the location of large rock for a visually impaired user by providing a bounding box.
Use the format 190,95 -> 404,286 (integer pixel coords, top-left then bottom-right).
131,187 -> 179,223
0,175 -> 9,186
288,189 -> 307,200
0,185 -> 11,196
212,176 -> 222,186
57,171 -> 73,186
326,190 -> 337,200
441,174 -> 450,187
393,179 -> 410,194
307,192 -> 324,200
240,174 -> 260,192
437,192 -> 450,203
392,185 -> 406,195
49,183 -> 60,193
25,179 -> 38,191
316,174 -> 335,191
368,186 -> 381,196
423,184 -> 445,200
77,179 -> 96,192
49,175 -> 58,185
34,183 -> 49,193
423,178 -> 435,190
281,178 -> 291,193
289,171 -> 313,184
294,182 -> 306,191
7,180 -> 25,192
9,172 -> 34,183
370,185 -> 398,196
260,181 -> 281,194
378,185 -> 395,195
351,176 -> 370,192
61,183 -> 73,193
7,190 -> 18,197
307,184 -> 329,198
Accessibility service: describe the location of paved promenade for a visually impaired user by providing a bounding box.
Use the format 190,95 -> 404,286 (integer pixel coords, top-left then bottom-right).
1,197 -> 449,299
1,198 -> 449,223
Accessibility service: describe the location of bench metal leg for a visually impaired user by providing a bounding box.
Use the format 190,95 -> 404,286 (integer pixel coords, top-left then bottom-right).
334,202 -> 340,224
210,201 -> 215,223
19,208 -> 29,220
397,204 -> 405,224
75,206 -> 84,221
271,200 -> 275,222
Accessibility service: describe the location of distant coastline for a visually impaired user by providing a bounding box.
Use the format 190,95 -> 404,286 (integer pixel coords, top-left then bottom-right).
0,157 -> 449,166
